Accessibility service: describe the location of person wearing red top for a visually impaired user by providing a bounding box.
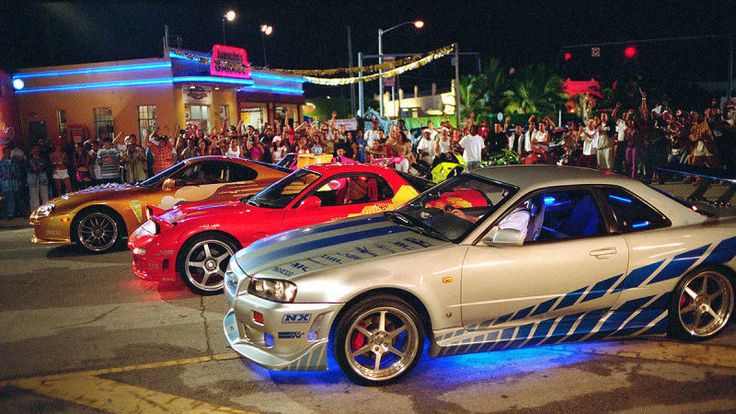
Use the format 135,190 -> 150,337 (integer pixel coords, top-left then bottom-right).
146,127 -> 174,174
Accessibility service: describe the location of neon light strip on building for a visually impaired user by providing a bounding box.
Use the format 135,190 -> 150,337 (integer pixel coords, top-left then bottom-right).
173,76 -> 255,86
14,78 -> 174,94
13,62 -> 172,80
244,84 -> 304,95
168,50 -> 304,84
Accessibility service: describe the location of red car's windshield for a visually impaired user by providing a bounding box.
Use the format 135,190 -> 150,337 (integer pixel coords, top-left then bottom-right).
247,169 -> 321,208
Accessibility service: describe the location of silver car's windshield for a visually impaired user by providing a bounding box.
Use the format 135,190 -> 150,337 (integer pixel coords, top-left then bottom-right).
389,174 -> 517,242
247,169 -> 322,209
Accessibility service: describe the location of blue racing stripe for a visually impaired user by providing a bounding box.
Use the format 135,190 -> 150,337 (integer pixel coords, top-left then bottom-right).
510,306 -> 534,321
587,295 -> 655,341
615,260 -> 665,291
564,308 -> 609,342
702,236 -> 736,266
544,312 -> 584,343
530,297 -> 558,316
581,275 -> 621,302
555,287 -> 588,310
506,323 -> 534,349
648,245 -> 710,285
525,317 -> 557,346
494,313 -> 513,325
242,225 -> 408,270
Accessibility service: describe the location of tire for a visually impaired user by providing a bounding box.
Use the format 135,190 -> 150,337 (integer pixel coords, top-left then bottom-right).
75,210 -> 122,253
334,295 -> 424,385
177,233 -> 239,295
669,267 -> 734,341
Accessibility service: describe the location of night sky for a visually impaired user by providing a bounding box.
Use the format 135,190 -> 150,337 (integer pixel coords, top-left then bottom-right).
1,1 -> 734,96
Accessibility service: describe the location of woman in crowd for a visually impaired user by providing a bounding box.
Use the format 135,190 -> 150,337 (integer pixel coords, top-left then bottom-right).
72,142 -> 92,189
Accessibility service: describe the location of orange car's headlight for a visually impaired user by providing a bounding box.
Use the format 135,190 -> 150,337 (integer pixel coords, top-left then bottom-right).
31,202 -> 55,218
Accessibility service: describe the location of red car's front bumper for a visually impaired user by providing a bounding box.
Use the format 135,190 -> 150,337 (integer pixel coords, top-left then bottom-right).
128,230 -> 180,283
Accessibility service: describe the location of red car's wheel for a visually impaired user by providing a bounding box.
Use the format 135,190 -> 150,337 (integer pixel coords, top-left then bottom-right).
178,233 -> 239,295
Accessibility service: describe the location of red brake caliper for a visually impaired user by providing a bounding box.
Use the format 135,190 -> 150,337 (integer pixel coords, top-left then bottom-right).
680,293 -> 687,308
351,322 -> 367,352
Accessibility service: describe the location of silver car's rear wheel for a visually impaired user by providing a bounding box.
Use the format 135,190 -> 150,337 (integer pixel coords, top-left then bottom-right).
675,270 -> 733,338
181,237 -> 236,295
335,295 -> 424,385
77,212 -> 119,253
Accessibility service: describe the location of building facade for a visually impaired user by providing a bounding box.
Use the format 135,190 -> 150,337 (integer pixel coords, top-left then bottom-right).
11,45 -> 304,147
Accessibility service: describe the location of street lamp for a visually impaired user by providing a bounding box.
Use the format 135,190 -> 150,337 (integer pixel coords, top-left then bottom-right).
222,10 -> 236,45
378,20 -> 424,117
260,24 -> 273,66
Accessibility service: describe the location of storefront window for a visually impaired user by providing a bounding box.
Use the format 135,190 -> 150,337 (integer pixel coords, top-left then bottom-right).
219,105 -> 229,125
93,107 -> 113,139
186,104 -> 209,131
57,109 -> 67,134
240,107 -> 262,129
137,105 -> 157,143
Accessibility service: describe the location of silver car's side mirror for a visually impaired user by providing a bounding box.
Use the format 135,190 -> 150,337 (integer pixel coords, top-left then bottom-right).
487,228 -> 524,246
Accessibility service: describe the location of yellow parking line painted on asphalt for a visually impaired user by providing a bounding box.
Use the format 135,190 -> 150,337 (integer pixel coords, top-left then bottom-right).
573,340 -> 736,369
11,373 -> 255,414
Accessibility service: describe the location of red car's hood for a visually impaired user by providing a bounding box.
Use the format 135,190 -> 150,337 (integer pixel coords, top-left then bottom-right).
158,199 -> 245,224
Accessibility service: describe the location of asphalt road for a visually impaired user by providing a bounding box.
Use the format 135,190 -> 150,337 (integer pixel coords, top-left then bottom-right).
0,182 -> 735,414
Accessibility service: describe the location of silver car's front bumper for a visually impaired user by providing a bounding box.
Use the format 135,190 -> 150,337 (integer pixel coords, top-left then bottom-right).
223,284 -> 342,371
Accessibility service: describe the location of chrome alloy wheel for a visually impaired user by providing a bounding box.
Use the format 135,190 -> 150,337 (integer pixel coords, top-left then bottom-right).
678,271 -> 734,337
77,212 -> 118,252
345,307 -> 420,382
184,240 -> 234,292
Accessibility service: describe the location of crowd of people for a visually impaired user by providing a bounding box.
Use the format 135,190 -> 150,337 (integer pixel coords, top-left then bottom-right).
1,93 -> 734,220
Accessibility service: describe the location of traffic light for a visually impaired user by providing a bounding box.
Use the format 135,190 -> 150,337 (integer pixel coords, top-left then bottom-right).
564,52 -> 572,61
624,46 -> 637,59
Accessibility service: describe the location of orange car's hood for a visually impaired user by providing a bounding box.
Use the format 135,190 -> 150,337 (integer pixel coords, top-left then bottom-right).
56,183 -> 146,206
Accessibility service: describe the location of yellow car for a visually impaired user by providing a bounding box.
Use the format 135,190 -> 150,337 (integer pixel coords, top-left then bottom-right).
30,156 -> 288,253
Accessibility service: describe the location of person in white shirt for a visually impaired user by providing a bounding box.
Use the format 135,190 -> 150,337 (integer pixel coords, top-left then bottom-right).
578,119 -> 598,168
435,127 -> 452,157
596,113 -> 614,171
532,121 -> 550,152
522,119 -> 537,156
459,126 -> 485,170
365,120 -> 380,150
416,129 -> 435,165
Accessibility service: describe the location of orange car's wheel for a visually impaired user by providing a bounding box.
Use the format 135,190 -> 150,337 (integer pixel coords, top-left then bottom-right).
76,211 -> 120,253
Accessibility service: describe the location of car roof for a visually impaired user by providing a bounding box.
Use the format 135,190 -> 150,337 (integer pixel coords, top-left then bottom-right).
304,163 -> 395,175
472,165 -> 635,191
184,155 -> 288,172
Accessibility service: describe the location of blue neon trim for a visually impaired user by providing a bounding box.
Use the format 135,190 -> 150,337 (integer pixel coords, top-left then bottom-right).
264,333 -> 274,347
250,72 -> 305,84
243,84 -> 303,95
14,78 -> 173,94
173,76 -> 254,86
608,194 -> 632,203
543,196 -> 556,206
13,62 -> 171,80
169,50 -> 304,84
631,221 -> 650,229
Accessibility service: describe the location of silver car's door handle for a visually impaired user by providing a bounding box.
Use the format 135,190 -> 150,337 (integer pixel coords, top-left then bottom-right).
589,248 -> 617,258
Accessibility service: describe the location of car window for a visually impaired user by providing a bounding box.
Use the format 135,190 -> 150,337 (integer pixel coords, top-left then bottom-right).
247,169 -> 321,209
310,174 -> 394,207
503,189 -> 607,243
172,161 -> 228,186
603,187 -> 670,232
228,164 -> 257,182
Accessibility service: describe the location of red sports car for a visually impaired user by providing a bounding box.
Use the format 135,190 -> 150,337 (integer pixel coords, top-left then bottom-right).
128,164 -> 434,294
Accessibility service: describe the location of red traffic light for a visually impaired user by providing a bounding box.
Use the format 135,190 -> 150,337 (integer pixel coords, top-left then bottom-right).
563,52 -> 572,61
624,46 -> 637,58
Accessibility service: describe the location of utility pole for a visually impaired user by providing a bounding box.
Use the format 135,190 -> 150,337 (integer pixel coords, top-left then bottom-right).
347,26 -> 356,117
729,32 -> 734,98
454,43 -> 461,128
358,52 -> 364,117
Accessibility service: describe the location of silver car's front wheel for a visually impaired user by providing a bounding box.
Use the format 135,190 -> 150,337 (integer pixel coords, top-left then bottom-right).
180,235 -> 237,295
671,268 -> 734,340
77,212 -> 119,253
335,295 -> 424,385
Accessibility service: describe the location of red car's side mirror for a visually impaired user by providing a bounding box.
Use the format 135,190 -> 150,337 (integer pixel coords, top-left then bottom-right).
300,196 -> 322,209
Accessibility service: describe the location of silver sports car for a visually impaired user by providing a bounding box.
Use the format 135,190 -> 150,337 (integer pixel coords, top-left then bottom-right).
223,166 -> 735,384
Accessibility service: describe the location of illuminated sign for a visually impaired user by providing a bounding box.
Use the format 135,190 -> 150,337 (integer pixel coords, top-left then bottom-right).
210,45 -> 251,79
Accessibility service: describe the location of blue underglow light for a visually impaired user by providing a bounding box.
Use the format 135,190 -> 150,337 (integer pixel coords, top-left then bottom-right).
173,76 -> 254,86
13,62 -> 171,79
632,221 -> 650,229
543,196 -> 556,206
608,195 -> 632,203
14,78 -> 173,94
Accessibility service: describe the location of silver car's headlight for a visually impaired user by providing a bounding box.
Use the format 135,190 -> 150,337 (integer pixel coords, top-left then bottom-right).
32,202 -> 55,218
248,278 -> 297,303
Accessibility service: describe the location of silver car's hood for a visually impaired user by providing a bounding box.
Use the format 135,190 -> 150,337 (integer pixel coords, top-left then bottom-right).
233,214 -> 449,279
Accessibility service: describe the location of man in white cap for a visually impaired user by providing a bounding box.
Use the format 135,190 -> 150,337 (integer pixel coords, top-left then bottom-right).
416,128 -> 435,165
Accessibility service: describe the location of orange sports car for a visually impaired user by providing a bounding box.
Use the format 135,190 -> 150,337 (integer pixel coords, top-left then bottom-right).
30,156 -> 288,253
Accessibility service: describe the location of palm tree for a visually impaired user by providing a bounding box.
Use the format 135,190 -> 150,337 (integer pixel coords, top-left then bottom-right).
502,64 -> 568,115
478,58 -> 508,113
458,74 -> 485,119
